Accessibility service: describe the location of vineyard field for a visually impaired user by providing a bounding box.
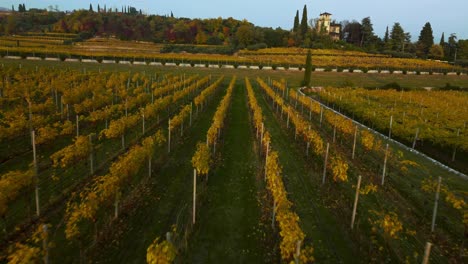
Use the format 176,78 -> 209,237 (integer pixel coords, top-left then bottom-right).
0,38 -> 465,73
309,87 -> 468,174
0,61 -> 466,263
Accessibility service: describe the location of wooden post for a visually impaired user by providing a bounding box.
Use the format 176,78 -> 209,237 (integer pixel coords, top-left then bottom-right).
294,240 -> 302,264
142,112 -> 145,134
412,128 -> 420,149
148,156 -> 152,178
76,114 -> 79,137
89,134 -> 94,175
271,199 -> 276,229
431,177 -> 442,232
388,115 -> 393,139
32,131 -> 40,216
333,123 -> 337,143
125,99 -> 128,117
381,144 -> 389,185
42,224 -> 49,264
287,111 -> 290,128
121,134 -> 125,150
422,242 -> 432,264
351,175 -> 362,229
193,169 -> 197,224
301,96 -> 304,114
306,142 -> 310,157
168,120 -> 171,153
320,107 -> 323,126
190,102 -> 193,126
181,120 -> 184,136
114,194 -> 119,219
60,96 -> 64,119
264,142 -> 269,181
452,128 -> 460,161
322,143 -> 330,185
261,123 -> 264,145
352,125 -> 358,159
54,89 -> 58,110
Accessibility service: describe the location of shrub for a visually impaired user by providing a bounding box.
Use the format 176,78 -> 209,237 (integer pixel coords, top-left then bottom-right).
340,80 -> 355,88
440,83 -> 463,91
246,43 -> 267,51
381,82 -> 401,90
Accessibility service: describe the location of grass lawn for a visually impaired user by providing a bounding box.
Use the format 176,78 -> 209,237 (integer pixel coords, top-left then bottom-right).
184,82 -> 271,263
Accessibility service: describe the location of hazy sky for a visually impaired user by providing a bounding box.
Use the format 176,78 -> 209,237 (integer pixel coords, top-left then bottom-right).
3,0 -> 468,41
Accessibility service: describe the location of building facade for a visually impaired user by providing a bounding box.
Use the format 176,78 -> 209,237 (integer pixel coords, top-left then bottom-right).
316,12 -> 341,41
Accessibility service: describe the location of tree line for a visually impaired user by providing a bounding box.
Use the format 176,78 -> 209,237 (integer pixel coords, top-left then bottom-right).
0,3 -> 466,65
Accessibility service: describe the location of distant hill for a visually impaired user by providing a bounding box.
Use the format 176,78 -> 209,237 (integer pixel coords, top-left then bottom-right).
0,7 -> 11,12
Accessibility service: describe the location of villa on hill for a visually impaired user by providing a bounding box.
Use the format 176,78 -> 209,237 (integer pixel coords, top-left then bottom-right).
316,12 -> 341,41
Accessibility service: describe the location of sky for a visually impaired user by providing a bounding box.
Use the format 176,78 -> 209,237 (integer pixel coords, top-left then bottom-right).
3,0 -> 468,41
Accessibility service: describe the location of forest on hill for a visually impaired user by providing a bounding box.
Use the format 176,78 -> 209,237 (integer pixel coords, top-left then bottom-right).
0,4 -> 467,65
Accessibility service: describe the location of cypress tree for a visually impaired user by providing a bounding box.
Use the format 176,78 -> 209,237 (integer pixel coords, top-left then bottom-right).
293,10 -> 300,32
440,32 -> 445,46
303,49 -> 312,88
384,26 -> 389,43
89,4 -> 93,12
300,5 -> 308,37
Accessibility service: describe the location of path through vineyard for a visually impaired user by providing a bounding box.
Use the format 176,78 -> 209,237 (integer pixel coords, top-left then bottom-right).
185,83 -> 269,262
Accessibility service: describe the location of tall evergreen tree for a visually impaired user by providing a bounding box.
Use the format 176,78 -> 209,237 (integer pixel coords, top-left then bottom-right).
384,26 -> 389,43
361,17 -> 376,47
98,4 -> 101,13
300,5 -> 308,37
89,4 -> 93,12
303,49 -> 312,88
293,10 -> 300,32
417,22 -> 434,57
440,32 -> 445,46
390,22 -> 406,51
